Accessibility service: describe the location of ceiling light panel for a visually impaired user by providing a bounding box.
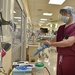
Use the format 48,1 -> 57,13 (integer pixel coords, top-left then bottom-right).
18,20 -> 21,21
40,19 -> 47,21
14,17 -> 21,19
39,21 -> 45,23
43,13 -> 52,16
49,0 -> 65,5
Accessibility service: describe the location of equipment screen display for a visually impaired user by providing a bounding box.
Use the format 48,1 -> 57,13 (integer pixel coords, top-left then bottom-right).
40,28 -> 48,33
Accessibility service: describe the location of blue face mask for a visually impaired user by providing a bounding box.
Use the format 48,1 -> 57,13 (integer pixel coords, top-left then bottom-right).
61,16 -> 69,23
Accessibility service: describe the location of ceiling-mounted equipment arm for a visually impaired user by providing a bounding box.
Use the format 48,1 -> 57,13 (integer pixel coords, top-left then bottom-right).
0,12 -> 16,31
0,12 -> 10,26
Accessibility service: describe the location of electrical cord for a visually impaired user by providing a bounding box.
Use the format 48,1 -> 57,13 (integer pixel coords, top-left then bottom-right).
44,67 -> 51,75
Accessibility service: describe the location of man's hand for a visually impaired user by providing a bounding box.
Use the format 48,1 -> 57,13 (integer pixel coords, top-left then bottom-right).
43,40 -> 51,46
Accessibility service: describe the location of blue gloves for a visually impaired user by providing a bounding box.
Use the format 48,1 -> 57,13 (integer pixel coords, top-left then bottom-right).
33,44 -> 50,56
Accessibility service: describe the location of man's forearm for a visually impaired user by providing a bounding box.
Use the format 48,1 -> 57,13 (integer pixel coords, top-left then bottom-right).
50,40 -> 72,47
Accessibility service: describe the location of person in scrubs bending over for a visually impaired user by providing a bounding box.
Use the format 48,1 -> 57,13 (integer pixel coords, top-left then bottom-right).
43,6 -> 75,75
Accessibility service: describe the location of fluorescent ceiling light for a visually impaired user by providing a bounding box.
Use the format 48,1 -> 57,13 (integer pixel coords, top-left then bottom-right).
49,0 -> 65,5
39,21 -> 45,23
14,17 -> 21,19
18,20 -> 21,21
40,19 -> 47,21
43,13 -> 52,16
14,11 -> 16,13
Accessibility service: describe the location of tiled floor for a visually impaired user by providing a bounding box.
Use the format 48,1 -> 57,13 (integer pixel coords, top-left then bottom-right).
32,50 -> 57,75
41,48 -> 57,75
36,48 -> 57,75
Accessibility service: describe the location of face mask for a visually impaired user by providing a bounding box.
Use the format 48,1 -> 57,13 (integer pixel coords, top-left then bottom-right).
61,16 -> 69,23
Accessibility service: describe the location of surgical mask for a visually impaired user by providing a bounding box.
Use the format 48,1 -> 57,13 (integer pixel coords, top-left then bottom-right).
61,16 -> 69,23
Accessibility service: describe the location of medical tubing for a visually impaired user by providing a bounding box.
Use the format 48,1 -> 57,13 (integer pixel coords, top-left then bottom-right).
44,67 -> 51,75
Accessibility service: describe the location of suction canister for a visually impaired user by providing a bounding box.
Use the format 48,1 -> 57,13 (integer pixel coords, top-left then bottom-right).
35,62 -> 44,75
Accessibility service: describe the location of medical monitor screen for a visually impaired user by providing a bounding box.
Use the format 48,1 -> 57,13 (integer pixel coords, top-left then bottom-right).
40,28 -> 48,33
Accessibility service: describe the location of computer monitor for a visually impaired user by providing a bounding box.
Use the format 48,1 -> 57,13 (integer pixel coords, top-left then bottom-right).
40,28 -> 49,33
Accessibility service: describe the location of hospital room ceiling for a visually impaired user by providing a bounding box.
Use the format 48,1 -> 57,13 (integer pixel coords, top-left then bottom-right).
26,0 -> 75,26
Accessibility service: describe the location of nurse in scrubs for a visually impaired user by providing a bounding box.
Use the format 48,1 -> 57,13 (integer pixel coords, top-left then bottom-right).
43,6 -> 75,75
